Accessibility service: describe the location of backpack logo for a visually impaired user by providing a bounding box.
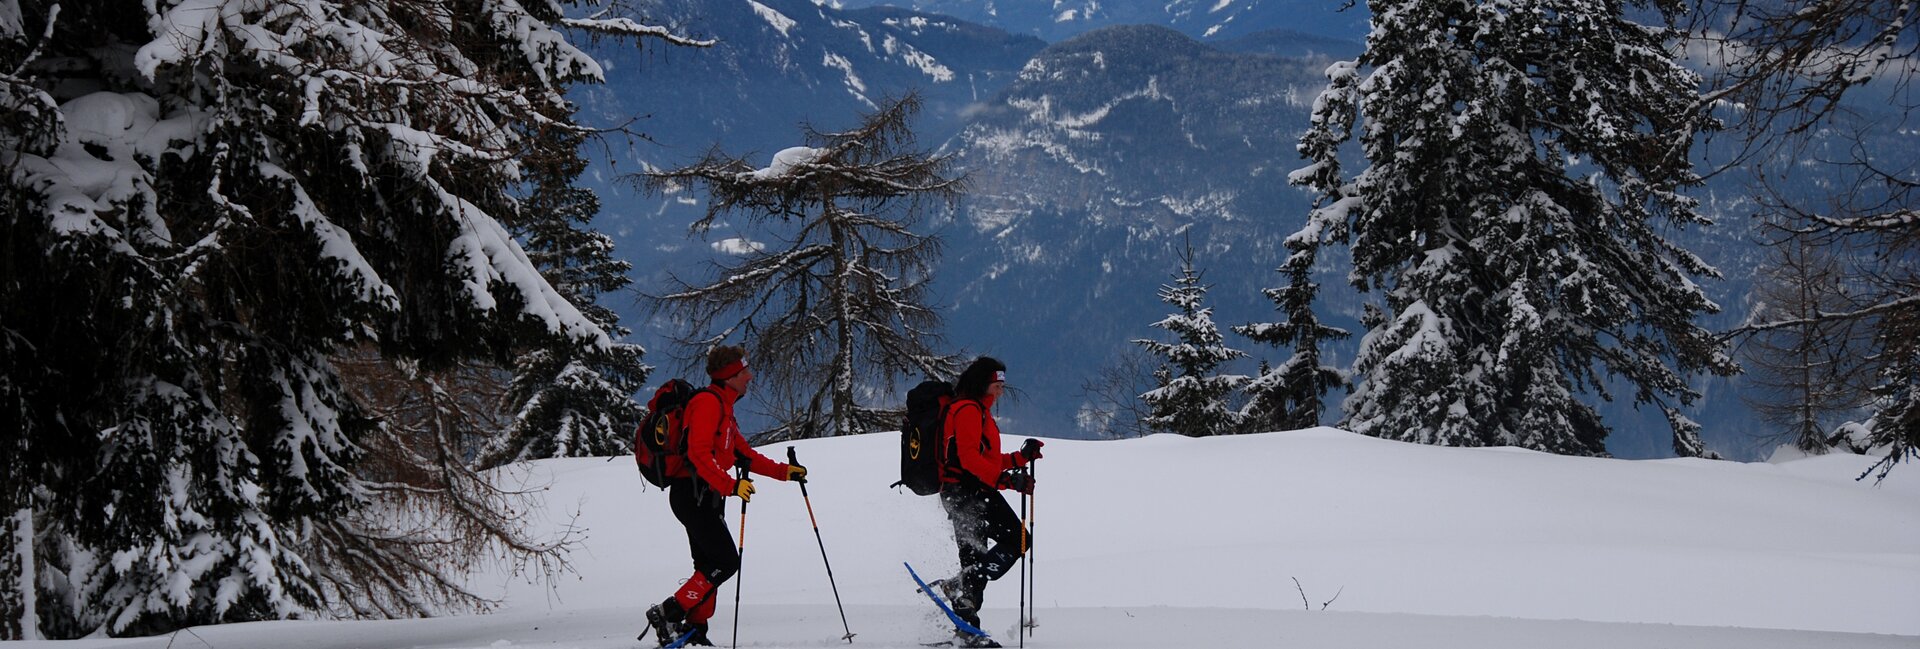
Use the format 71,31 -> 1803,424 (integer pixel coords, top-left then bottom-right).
635,379 -> 706,488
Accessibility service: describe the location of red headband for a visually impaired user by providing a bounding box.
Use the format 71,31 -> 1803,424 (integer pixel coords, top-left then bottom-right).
710,358 -> 749,381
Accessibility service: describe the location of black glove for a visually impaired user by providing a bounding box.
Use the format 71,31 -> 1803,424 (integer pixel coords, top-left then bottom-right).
1019,438 -> 1044,462
997,468 -> 1034,494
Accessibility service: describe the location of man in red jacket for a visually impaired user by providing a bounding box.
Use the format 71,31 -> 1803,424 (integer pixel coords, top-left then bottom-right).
937,356 -> 1043,648
645,345 -> 807,647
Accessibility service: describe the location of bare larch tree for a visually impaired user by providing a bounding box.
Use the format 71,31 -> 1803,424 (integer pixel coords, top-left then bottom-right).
1698,0 -> 1919,477
645,94 -> 963,439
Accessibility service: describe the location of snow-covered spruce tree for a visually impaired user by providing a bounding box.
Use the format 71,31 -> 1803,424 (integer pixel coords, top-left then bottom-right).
1135,245 -> 1250,437
481,123 -> 650,467
1234,217 -> 1351,434
1698,0 -> 1918,478
644,94 -> 962,439
1291,0 -> 1737,456
0,0 -> 694,638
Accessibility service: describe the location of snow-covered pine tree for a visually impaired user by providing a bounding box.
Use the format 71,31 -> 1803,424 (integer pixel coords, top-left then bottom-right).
644,94 -> 962,439
1135,244 -> 1249,437
1234,216 -> 1350,433
1290,0 -> 1736,456
481,122 -> 650,467
0,0 -> 694,638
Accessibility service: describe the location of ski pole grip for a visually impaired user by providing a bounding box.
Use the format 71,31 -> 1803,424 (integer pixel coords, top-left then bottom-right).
787,446 -> 806,484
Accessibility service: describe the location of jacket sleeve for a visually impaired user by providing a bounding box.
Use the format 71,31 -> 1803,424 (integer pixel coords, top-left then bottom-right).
732,430 -> 790,481
949,402 -> 1014,487
682,392 -> 736,494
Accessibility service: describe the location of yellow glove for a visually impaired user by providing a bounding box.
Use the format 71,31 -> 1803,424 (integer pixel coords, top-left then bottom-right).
787,464 -> 808,482
733,478 -> 756,502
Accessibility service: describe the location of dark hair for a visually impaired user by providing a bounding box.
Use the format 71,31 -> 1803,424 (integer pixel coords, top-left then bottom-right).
954,356 -> 1007,399
707,345 -> 747,376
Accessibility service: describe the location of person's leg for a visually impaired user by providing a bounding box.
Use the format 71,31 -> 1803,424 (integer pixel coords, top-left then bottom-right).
940,485 -> 991,628
652,480 -> 725,641
975,489 -> 1026,583
672,482 -> 738,627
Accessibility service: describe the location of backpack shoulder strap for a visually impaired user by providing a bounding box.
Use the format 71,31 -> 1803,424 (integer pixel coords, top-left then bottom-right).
674,386 -> 724,448
942,398 -> 992,469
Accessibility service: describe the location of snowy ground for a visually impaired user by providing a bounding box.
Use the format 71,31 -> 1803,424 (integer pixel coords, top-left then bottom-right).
17,429 -> 1920,648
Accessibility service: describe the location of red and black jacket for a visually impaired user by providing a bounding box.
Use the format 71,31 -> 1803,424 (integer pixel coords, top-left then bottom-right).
940,393 -> 1030,489
682,383 -> 791,494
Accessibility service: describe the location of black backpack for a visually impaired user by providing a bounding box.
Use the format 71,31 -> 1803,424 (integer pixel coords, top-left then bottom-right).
634,379 -> 708,488
894,379 -> 954,495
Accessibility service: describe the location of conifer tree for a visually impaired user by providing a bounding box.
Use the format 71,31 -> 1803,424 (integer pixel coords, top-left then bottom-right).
0,0 -> 695,637
1135,244 -> 1249,437
482,124 -> 651,467
645,95 -> 962,439
1235,226 -> 1350,433
1291,0 -> 1736,455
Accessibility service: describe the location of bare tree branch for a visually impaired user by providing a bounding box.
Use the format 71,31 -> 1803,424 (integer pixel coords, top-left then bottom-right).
636,94 -> 964,437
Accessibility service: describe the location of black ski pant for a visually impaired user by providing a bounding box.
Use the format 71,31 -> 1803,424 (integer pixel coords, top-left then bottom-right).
940,481 -> 1027,627
667,477 -> 737,623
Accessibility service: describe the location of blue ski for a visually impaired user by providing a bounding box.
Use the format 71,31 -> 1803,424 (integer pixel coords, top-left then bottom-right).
904,562 -> 992,639
660,627 -> 697,649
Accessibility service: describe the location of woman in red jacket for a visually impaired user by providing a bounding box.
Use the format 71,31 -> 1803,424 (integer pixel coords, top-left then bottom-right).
646,345 -> 806,647
938,356 -> 1042,648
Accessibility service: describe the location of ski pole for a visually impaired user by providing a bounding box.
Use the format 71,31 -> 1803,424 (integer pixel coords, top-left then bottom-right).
788,446 -> 856,643
732,464 -> 749,649
1028,459 -> 1038,638
1019,483 -> 1028,649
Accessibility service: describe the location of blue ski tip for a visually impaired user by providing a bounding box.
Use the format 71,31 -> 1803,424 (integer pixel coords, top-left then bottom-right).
904,562 -> 991,639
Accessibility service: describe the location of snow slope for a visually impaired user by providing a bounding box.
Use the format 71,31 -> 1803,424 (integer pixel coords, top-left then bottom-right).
17,429 -> 1920,648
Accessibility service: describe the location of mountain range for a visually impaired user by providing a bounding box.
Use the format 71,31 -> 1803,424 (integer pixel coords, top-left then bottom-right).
577,0 -> 1918,460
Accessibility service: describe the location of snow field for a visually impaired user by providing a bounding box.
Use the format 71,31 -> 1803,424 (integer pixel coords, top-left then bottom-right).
16,428 -> 1917,648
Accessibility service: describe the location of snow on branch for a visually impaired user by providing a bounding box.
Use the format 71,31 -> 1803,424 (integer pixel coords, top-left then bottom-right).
434,179 -> 611,349
559,17 -> 715,47
1723,293 -> 1920,340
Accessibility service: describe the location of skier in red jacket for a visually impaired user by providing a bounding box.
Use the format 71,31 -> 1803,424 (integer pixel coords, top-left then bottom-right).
936,356 -> 1042,648
646,345 -> 806,647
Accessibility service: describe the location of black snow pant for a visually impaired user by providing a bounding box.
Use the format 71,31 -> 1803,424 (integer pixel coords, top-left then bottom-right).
940,480 -> 1027,628
668,477 -> 738,625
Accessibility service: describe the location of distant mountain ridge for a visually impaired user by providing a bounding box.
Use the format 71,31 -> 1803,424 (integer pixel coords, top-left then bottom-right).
829,0 -> 1372,43
578,0 -> 1042,168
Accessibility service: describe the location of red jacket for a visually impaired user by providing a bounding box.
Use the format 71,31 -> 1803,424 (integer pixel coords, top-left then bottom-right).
683,383 -> 789,494
941,393 -> 1030,488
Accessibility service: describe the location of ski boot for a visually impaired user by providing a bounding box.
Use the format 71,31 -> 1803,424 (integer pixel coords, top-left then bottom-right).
643,599 -> 690,647
923,577 -> 975,611
683,621 -> 715,647
953,629 -> 1002,648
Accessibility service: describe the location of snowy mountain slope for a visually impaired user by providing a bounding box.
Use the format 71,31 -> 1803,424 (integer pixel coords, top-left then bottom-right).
932,25 -> 1336,439
19,429 -> 1919,647
578,0 -> 1041,166
568,0 -> 1042,375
